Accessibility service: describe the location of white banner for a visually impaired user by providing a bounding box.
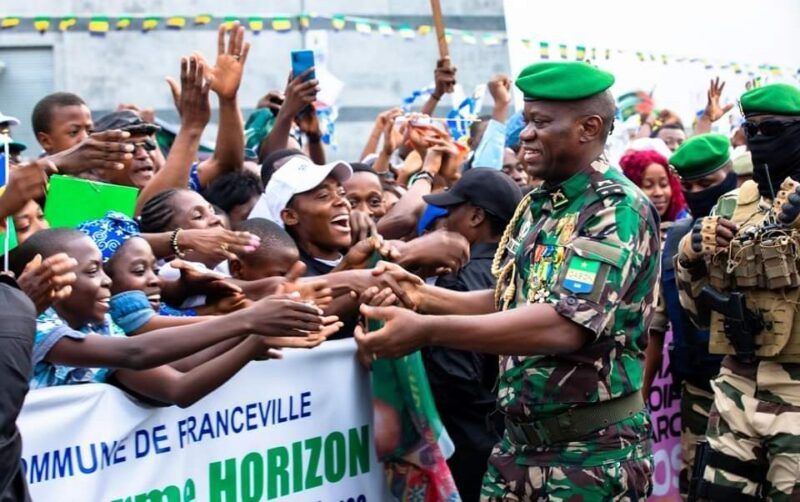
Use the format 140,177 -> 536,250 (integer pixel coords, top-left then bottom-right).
17,339 -> 388,502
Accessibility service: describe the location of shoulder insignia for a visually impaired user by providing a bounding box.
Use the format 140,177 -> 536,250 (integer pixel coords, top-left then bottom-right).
593,179 -> 626,198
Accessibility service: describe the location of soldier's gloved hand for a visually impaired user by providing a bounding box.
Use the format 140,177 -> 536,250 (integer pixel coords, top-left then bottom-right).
773,177 -> 800,227
680,216 -> 738,262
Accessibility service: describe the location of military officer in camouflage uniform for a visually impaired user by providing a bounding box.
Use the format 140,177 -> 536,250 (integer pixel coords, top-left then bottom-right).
355,61 -> 660,500
676,83 -> 800,501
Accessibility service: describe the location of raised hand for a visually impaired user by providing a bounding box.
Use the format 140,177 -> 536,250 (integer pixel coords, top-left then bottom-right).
488,74 -> 512,107
257,90 -> 284,112
433,57 -> 457,98
281,69 -> 319,120
681,216 -> 738,261
173,55 -> 212,131
17,253 -> 77,314
202,22 -> 250,101
703,77 -> 734,123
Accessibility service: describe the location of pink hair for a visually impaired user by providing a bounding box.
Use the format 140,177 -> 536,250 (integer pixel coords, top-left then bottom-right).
620,149 -> 687,222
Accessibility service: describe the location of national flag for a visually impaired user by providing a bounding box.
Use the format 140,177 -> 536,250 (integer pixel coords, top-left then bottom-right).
461,32 -> 477,45
539,42 -> 550,59
298,13 -> 311,29
418,24 -> 431,36
604,48 -> 610,60
590,47 -> 597,60
733,63 -> 742,74
378,22 -> 393,36
559,44 -> 568,59
272,16 -> 291,32
0,152 -> 18,259
59,16 -> 77,32
194,14 -> 212,25
34,17 -> 51,33
1,17 -> 20,29
248,17 -> 264,33
166,16 -> 186,30
521,38 -> 532,50
771,66 -> 782,76
331,15 -> 346,31
88,16 -> 110,36
636,52 -> 645,62
575,45 -> 586,60
142,17 -> 160,31
398,24 -> 415,39
116,17 -> 132,30
661,54 -> 668,65
564,257 -> 600,294
355,20 -> 372,34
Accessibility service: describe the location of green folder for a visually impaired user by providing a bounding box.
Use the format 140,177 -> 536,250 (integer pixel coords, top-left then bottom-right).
44,175 -> 138,229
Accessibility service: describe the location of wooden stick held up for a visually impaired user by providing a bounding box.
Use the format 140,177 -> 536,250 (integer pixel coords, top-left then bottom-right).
430,0 -> 449,59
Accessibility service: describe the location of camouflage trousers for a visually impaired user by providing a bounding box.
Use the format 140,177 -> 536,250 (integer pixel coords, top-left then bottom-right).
679,382 -> 714,499
702,357 -> 800,501
480,412 -> 652,501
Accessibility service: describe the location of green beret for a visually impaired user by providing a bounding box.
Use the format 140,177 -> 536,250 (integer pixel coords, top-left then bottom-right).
669,133 -> 731,180
515,62 -> 615,101
740,83 -> 800,117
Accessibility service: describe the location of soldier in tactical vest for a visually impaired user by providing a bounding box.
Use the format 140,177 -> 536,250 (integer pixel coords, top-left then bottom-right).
355,62 -> 660,500
676,83 -> 800,500
647,133 -> 736,498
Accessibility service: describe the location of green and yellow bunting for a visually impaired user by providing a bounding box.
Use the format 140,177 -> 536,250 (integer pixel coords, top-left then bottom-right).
418,24 -> 431,36
444,29 -> 453,44
248,17 -> 264,33
271,16 -> 291,32
575,45 -> 586,61
559,43 -> 568,59
590,47 -> 597,61
462,32 -> 477,45
166,16 -> 186,30
221,16 -> 238,29
33,17 -> 51,33
88,16 -> 110,36
398,24 -> 414,39
331,15 -> 346,31
482,33 -> 500,46
1,17 -> 21,29
378,22 -> 393,36
142,17 -> 160,31
355,19 -> 372,34
539,41 -> 550,59
194,14 -> 212,25
59,16 -> 77,32
298,13 -> 311,29
116,17 -> 132,30
661,54 -> 668,65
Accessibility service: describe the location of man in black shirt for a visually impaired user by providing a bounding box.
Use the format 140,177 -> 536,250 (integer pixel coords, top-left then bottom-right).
420,168 -> 522,501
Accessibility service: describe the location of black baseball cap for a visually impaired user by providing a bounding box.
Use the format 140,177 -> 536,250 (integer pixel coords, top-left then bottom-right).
423,168 -> 523,223
94,110 -> 160,135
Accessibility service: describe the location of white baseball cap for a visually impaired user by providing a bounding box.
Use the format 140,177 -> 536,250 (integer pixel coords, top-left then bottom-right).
248,156 -> 352,227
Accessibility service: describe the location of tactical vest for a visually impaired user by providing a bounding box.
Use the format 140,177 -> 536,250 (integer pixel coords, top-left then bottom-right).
663,219 -> 721,390
707,180 -> 800,362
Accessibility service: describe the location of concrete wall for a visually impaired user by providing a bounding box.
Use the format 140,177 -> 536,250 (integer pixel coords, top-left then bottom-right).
0,0 -> 510,161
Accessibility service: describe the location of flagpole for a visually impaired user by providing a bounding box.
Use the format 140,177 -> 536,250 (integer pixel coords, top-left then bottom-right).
3,138 -> 9,272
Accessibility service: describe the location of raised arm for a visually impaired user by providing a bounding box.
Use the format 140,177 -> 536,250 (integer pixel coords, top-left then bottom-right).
196,22 -> 251,187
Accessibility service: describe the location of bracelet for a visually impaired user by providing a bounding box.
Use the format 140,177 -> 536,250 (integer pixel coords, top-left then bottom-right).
430,93 -> 443,101
409,170 -> 435,187
170,228 -> 187,258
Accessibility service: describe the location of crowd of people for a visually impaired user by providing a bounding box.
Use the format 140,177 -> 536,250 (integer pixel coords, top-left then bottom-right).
1,19 -> 799,502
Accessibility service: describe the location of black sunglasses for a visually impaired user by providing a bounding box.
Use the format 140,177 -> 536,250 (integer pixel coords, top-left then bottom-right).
131,138 -> 157,152
742,118 -> 800,139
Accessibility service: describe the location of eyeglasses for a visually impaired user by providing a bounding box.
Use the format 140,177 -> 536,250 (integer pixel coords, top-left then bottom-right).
742,118 -> 800,139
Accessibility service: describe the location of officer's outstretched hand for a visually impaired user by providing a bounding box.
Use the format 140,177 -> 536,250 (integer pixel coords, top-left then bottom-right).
773,177 -> 800,227
681,216 -> 738,262
354,304 -> 428,362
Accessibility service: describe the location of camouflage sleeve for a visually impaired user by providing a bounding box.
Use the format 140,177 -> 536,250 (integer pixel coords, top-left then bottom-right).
675,234 -> 711,329
552,203 -> 658,339
650,282 -> 668,334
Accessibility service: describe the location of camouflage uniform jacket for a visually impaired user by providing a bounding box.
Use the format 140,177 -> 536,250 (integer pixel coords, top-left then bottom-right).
494,158 -> 661,424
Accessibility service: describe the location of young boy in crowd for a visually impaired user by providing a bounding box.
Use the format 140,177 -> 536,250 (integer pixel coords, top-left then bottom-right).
8,228 -> 339,407
229,218 -> 300,281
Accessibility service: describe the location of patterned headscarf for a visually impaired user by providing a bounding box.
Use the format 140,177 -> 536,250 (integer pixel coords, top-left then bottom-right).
76,211 -> 141,263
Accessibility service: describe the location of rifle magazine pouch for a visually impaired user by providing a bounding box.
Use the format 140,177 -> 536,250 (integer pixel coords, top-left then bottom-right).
730,241 -> 759,288
761,235 -> 800,290
709,254 -> 731,290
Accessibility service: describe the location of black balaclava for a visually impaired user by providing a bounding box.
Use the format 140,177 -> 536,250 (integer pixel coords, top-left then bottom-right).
684,171 -> 738,218
748,121 -> 800,199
